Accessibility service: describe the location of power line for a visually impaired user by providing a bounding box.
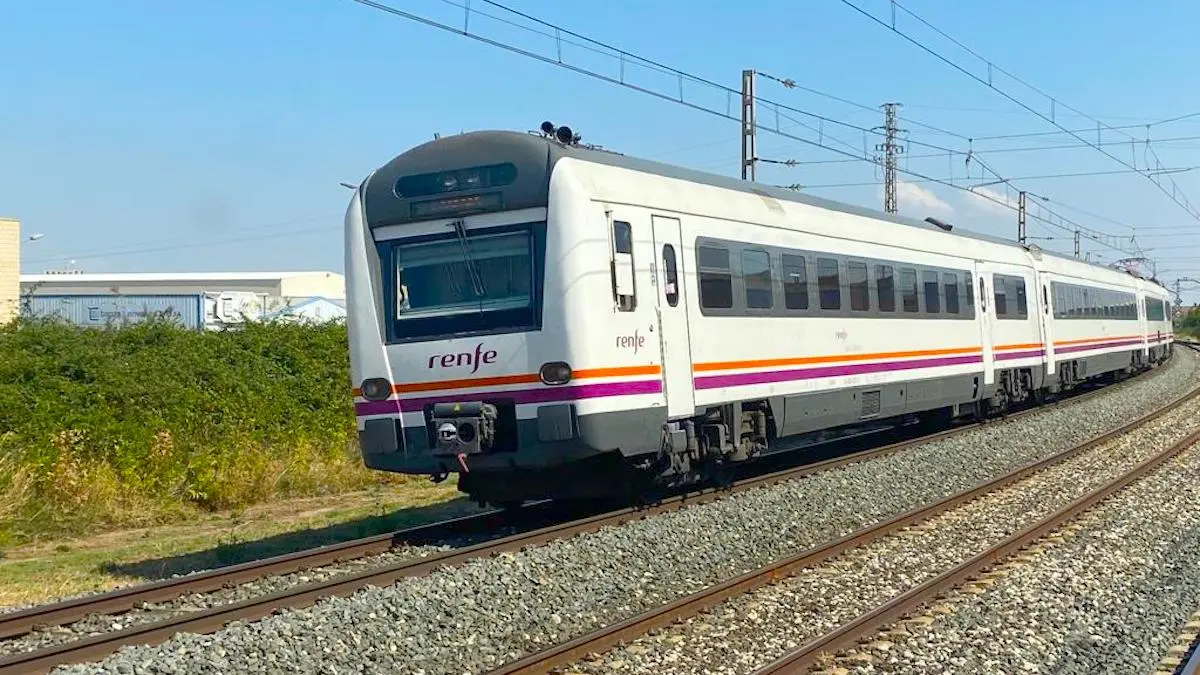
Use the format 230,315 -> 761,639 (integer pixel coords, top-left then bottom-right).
801,166 -> 1200,189
774,134 -> 1200,166
838,0 -> 1200,223
346,0 -> 1143,258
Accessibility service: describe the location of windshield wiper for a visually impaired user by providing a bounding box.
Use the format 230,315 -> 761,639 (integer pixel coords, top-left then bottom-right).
451,219 -> 487,298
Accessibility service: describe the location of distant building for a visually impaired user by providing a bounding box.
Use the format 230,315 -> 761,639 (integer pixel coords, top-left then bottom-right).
19,271 -> 346,330
0,218 -> 18,323
20,271 -> 344,299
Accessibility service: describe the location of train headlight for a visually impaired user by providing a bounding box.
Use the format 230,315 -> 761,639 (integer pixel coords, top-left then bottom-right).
539,361 -> 572,385
360,377 -> 393,401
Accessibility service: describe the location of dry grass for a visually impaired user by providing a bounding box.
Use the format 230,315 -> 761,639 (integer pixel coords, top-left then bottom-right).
0,481 -> 472,607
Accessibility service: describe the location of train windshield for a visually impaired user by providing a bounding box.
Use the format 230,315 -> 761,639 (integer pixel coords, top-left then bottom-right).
381,223 -> 544,342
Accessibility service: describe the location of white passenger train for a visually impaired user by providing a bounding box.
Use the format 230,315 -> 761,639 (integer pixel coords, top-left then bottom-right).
345,126 -> 1174,505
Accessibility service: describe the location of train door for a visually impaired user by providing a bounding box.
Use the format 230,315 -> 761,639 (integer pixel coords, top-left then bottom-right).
1035,272 -> 1056,376
650,215 -> 696,419
974,264 -> 996,387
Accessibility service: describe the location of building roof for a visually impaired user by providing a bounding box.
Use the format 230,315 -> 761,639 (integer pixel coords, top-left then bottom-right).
20,271 -> 341,283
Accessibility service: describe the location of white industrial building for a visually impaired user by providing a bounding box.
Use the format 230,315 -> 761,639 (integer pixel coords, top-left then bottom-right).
20,271 -> 346,329
0,218 -> 17,324
20,271 -> 344,298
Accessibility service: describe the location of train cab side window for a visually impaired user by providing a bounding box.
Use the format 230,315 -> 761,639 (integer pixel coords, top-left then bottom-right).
782,254 -> 809,310
848,261 -> 869,311
875,265 -> 896,312
994,277 -> 1008,317
922,270 -> 940,314
901,268 -> 919,313
964,273 -> 974,311
942,273 -> 960,315
742,249 -> 774,309
662,244 -> 679,307
697,245 -> 733,309
611,221 -> 636,311
818,257 -> 841,310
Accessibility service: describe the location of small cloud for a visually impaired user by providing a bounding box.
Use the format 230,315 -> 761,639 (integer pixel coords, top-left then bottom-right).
965,185 -> 1019,215
897,181 -> 953,215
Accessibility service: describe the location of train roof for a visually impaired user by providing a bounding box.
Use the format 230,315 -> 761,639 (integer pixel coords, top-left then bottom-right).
364,130 -> 1164,292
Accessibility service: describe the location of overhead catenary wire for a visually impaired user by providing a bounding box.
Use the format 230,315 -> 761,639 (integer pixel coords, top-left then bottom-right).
836,0 -> 1200,222
344,0 -> 1144,258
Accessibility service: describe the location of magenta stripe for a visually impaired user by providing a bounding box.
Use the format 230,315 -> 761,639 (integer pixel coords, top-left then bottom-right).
694,354 -> 982,390
1056,338 -> 1143,355
354,379 -> 663,416
995,349 -> 1045,361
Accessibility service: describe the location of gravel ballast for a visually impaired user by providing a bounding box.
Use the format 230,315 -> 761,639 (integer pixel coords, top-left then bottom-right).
834,437 -> 1200,675
561,389 -> 1200,675
47,350 -> 1199,675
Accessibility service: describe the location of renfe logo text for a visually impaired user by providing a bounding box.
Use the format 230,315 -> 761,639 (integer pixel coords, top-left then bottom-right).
616,329 -> 646,354
428,343 -> 498,374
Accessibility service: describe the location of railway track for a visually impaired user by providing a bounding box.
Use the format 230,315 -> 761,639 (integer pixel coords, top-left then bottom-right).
482,378 -> 1200,675
0,360 -> 1174,674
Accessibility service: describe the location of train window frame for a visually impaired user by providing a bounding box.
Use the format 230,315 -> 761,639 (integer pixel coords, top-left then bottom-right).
900,268 -> 919,313
817,257 -> 841,311
741,248 -> 774,310
922,270 -> 940,315
875,264 -> 896,313
942,272 -> 960,315
697,244 -> 734,310
1049,280 -> 1137,321
964,273 -> 974,311
1014,277 -> 1028,318
848,261 -> 870,312
782,253 -> 809,311
611,220 -> 637,312
662,243 -> 680,307
376,221 -> 547,345
994,276 -> 1009,317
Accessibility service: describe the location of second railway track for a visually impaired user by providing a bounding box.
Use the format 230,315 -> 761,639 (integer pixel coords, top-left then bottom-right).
494,367 -> 1200,675
2,348 -> 1193,674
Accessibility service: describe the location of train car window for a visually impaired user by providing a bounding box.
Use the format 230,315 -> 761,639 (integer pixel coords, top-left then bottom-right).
876,265 -> 896,312
613,222 -> 633,254
1014,278 -> 1028,318
964,273 -> 974,310
818,257 -> 841,310
662,244 -> 679,307
994,277 -> 1008,317
782,254 -> 809,310
901,268 -> 919,313
697,245 -> 733,309
742,249 -> 774,309
848,261 -> 870,311
922,270 -> 940,314
942,273 -> 960,315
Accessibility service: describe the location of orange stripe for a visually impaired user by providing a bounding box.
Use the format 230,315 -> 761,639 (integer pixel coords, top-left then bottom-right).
994,342 -> 1044,351
352,364 -> 663,396
1053,334 -> 1141,346
693,346 -> 982,373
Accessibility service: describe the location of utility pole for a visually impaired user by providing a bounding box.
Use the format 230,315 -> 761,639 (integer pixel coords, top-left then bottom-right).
740,69 -> 756,181
1073,229 -> 1081,258
1017,191 -> 1027,245
875,103 -> 904,214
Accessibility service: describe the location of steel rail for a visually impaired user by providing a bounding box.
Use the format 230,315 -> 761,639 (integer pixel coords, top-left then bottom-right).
0,358 -> 1172,673
0,501 -> 559,640
484,381 -> 1200,675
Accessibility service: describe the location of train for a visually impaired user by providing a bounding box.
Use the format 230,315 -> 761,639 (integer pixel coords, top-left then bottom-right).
344,126 -> 1174,506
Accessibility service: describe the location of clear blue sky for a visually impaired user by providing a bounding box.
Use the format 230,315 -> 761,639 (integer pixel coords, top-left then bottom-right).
4,0 -> 1200,300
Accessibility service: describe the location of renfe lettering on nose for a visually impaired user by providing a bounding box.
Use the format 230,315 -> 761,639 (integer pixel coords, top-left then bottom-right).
428,343 -> 498,374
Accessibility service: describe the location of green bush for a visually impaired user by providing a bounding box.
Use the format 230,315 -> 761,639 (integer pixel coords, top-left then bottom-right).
0,318 -> 401,544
